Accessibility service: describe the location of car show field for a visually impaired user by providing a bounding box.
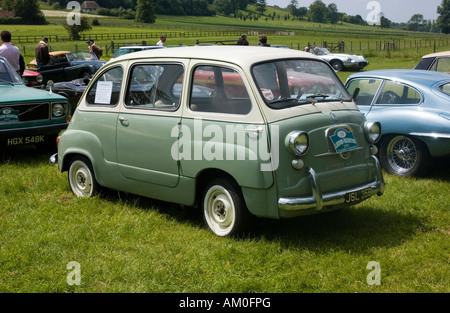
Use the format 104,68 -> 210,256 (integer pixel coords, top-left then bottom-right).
1,4 -> 449,295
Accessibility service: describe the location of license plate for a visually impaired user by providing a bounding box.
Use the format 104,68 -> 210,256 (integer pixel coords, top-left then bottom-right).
6,135 -> 46,146
345,187 -> 373,204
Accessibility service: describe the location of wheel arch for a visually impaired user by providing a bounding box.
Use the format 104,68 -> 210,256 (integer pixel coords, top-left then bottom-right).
195,168 -> 241,207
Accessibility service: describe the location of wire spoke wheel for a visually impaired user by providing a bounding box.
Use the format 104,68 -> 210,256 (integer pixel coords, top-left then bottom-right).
380,135 -> 431,177
387,136 -> 417,173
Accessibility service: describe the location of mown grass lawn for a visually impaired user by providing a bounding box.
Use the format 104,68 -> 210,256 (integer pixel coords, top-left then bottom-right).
0,145 -> 448,293
1,9 -> 449,293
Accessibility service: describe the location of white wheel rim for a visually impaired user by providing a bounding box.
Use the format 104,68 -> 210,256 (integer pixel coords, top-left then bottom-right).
204,185 -> 235,236
69,161 -> 93,197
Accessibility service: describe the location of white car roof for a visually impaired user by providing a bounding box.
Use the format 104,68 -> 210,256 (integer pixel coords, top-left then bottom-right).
117,45 -> 161,49
422,50 -> 450,58
111,45 -> 320,68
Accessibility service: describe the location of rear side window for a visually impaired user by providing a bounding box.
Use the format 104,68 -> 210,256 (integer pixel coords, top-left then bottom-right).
414,57 -> 435,70
125,63 -> 184,111
435,58 -> 450,73
439,83 -> 450,96
86,66 -> 123,106
375,81 -> 421,105
189,65 -> 251,115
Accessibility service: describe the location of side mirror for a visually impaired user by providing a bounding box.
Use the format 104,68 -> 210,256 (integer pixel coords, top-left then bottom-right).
46,80 -> 54,94
352,87 -> 360,101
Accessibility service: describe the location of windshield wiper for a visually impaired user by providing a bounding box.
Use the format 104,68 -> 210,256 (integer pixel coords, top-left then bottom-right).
269,97 -> 299,105
306,93 -> 330,99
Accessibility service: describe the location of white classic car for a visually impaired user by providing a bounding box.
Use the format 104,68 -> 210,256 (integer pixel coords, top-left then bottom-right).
312,47 -> 369,72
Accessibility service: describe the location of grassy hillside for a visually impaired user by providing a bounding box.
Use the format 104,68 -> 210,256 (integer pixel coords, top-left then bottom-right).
2,4 -> 448,64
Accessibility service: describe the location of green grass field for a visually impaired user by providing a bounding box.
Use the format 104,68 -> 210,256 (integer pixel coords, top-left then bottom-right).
0,146 -> 449,293
0,6 -> 449,293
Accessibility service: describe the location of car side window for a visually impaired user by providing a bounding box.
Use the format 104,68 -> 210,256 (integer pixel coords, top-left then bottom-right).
189,65 -> 251,115
347,78 -> 382,106
124,63 -> 184,111
86,66 -> 123,106
439,83 -> 450,96
375,81 -> 421,105
436,58 -> 450,73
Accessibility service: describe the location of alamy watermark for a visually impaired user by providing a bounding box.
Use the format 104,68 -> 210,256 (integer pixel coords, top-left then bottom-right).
170,118 -> 279,172
67,261 -> 81,286
366,261 -> 381,285
67,1 -> 81,26
366,1 -> 382,26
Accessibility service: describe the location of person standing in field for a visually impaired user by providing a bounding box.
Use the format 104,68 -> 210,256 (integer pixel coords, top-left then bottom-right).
86,39 -> 102,59
156,34 -> 167,46
258,34 -> 270,47
0,30 -> 21,74
237,34 -> 249,45
35,36 -> 50,68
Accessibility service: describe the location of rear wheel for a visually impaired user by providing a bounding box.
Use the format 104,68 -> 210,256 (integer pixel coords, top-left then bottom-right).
379,135 -> 431,177
330,60 -> 343,72
202,177 -> 250,237
68,156 -> 100,197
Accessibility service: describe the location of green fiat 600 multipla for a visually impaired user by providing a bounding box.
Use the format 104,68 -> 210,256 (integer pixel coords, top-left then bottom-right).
52,46 -> 384,237
0,56 -> 70,148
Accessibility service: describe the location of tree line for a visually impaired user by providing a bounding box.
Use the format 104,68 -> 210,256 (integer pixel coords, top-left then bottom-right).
0,0 -> 448,34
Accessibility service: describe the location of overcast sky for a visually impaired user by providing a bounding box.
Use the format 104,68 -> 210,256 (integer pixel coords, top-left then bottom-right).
266,0 -> 442,23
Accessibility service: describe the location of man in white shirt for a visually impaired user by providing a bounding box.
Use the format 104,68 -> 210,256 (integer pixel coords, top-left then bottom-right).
156,34 -> 166,47
0,30 -> 20,74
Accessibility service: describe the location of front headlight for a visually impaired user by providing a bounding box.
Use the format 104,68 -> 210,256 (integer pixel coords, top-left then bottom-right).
287,131 -> 309,156
36,74 -> 43,84
52,103 -> 66,118
364,121 -> 381,143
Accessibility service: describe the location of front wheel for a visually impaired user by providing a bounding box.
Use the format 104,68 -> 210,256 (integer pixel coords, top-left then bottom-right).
202,178 -> 250,237
379,135 -> 431,177
68,156 -> 100,197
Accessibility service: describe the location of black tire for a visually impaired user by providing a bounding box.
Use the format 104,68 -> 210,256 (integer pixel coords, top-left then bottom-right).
80,72 -> 91,80
68,156 -> 100,197
379,135 -> 431,177
201,177 -> 250,237
330,60 -> 343,72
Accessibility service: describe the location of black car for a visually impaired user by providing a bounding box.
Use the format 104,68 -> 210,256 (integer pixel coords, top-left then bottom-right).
27,51 -> 106,85
48,78 -> 90,114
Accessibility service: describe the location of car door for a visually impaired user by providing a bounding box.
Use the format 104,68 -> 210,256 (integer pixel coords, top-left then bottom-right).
116,62 -> 185,187
40,54 -> 68,82
178,62 -> 273,189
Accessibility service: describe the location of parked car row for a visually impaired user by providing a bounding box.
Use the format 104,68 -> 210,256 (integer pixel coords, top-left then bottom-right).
49,46 -> 386,237
3,44 -> 449,237
0,56 -> 71,148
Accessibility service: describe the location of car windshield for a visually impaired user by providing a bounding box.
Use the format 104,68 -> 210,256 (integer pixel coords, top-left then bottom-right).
114,48 -> 136,58
67,51 -> 98,62
252,59 -> 351,109
0,57 -> 23,85
313,48 -> 331,55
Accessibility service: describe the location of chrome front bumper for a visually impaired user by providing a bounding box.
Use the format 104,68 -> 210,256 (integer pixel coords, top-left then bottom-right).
278,155 -> 385,212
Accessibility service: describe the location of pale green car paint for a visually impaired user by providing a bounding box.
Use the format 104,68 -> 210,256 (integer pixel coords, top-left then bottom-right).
56,46 -> 384,235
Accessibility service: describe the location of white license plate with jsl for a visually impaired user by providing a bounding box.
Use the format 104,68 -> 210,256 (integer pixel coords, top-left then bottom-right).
345,187 -> 373,203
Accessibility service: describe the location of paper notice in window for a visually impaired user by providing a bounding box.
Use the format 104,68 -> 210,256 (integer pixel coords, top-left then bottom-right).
95,81 -> 113,104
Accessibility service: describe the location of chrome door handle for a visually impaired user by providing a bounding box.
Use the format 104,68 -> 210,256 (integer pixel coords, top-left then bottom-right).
246,127 -> 263,135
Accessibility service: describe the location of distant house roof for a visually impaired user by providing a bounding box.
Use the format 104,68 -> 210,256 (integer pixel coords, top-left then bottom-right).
0,9 -> 14,18
80,1 -> 101,10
